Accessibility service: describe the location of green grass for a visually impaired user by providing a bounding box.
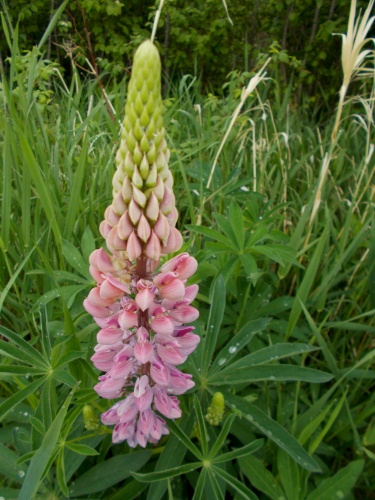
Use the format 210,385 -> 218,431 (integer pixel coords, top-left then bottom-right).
0,8 -> 374,499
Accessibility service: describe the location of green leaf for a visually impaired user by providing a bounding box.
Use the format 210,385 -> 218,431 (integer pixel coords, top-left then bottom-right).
224,394 -> 321,472
201,275 -> 226,375
39,304 -> 52,359
17,129 -> 62,248
228,201 -> 245,249
109,480 -> 148,500
57,448 -> 69,498
298,400 -> 334,446
0,377 -> 47,423
209,318 -> 270,375
286,227 -> 329,339
168,419 -> 204,461
214,213 -> 238,240
192,469 -> 207,500
0,364 -> 45,376
308,389 -> 347,454
211,464 -> 259,499
70,451 -> 151,496
186,225 -> 238,251
0,243 -> 37,314
18,387 -> 75,500
225,343 -> 320,370
306,460 -> 364,500
193,396 -> 209,457
0,442 -> 27,482
0,325 -> 49,368
250,244 -> 298,267
64,442 -> 99,456
278,448 -> 300,500
81,226 -> 96,262
239,456 -> 285,500
208,413 -> 237,460
206,467 -> 225,500
212,439 -> 264,464
64,138 -> 89,238
37,0 -> 69,48
132,462 -> 202,482
208,365 -> 333,385
146,414 -> 195,500
62,239 -> 91,279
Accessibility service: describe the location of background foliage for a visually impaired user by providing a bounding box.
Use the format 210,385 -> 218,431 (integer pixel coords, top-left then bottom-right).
0,0 -> 375,498
0,0 -> 372,105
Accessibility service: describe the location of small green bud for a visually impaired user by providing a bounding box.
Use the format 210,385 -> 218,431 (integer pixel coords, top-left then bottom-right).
205,392 -> 225,426
140,155 -> 150,179
82,405 -> 99,431
132,165 -> 143,189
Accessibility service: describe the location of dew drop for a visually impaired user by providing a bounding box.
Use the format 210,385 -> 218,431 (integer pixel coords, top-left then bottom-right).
218,358 -> 226,366
229,346 -> 237,354
336,491 -> 344,499
18,470 -> 25,479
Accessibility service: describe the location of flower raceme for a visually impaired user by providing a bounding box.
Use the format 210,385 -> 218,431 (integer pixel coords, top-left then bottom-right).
83,40 -> 200,448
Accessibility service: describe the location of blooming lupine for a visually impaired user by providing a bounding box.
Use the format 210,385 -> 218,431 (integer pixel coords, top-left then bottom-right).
84,40 -> 200,447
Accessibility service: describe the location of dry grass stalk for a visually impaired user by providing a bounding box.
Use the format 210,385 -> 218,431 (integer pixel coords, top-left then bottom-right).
196,60 -> 270,225
331,0 -> 375,142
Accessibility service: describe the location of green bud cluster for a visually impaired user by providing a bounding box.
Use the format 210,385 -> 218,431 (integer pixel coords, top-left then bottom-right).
113,40 -> 172,198
82,405 -> 100,431
205,392 -> 225,426
99,40 -> 182,263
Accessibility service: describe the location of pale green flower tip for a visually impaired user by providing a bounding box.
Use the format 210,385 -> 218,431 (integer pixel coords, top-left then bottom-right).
133,40 -> 161,71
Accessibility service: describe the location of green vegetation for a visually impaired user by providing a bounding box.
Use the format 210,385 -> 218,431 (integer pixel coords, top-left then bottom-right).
0,0 -> 374,498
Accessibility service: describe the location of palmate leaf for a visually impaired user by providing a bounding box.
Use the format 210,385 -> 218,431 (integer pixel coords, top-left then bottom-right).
211,465 -> 259,500
186,224 -> 239,252
214,213 -> 240,252
62,239 -> 91,279
0,325 -> 49,369
248,244 -> 299,267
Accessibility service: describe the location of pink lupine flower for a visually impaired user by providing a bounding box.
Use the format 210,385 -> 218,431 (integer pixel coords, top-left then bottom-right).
84,40 -> 200,447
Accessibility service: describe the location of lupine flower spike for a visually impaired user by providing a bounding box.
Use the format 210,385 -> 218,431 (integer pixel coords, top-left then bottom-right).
84,40 -> 200,448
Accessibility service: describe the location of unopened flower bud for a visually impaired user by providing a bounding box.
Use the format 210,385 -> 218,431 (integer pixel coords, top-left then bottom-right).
205,392 -> 225,426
